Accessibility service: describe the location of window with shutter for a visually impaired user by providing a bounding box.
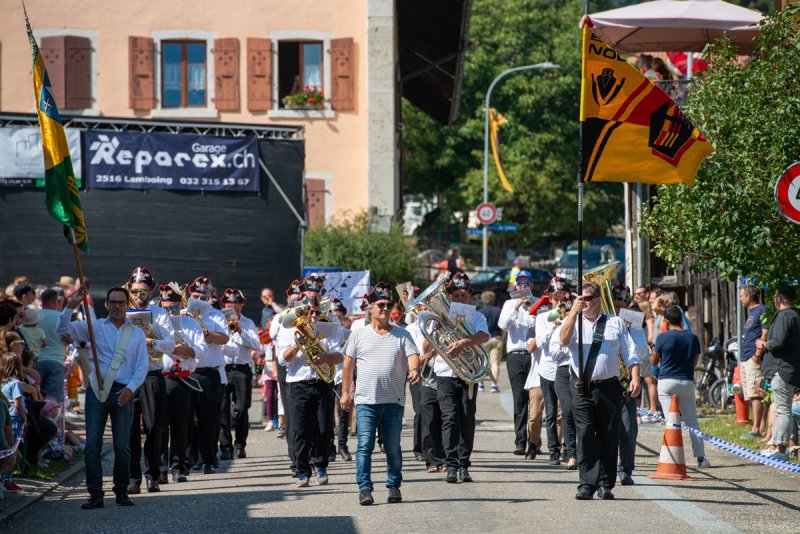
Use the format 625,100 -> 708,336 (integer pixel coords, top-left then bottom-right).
305,178 -> 327,229
129,36 -> 155,111
330,38 -> 354,111
40,36 -> 66,107
277,41 -> 323,108
64,36 -> 92,109
247,38 -> 272,112
161,40 -> 207,108
214,38 -> 240,112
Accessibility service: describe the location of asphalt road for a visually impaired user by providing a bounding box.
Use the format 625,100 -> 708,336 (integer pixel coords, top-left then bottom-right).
3,373 -> 798,534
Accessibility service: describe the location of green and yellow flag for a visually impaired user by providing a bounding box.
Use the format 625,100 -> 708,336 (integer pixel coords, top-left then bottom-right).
580,22 -> 712,186
25,10 -> 88,250
489,108 -> 514,193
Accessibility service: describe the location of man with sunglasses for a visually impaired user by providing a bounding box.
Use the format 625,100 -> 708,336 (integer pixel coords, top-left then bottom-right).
58,286 -> 149,509
433,273 -> 490,484
340,281 -> 420,505
125,267 -> 175,494
278,293 -> 342,488
219,288 -> 262,460
498,269 -> 537,456
557,282 -> 640,501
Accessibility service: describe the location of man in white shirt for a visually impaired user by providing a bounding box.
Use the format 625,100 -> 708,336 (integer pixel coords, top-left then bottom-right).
125,267 -> 175,494
330,298 -> 354,461
433,273 -> 489,484
557,282 -> 641,501
58,286 -> 149,509
157,283 -> 205,483
219,288 -> 262,460
498,270 -> 537,455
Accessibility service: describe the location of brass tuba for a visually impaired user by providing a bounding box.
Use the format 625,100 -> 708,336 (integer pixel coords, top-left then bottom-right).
409,276 -> 495,388
280,304 -> 336,383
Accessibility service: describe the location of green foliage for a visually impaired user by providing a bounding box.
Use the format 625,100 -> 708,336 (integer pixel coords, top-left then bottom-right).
304,212 -> 418,285
640,10 -> 800,286
402,0 -> 624,249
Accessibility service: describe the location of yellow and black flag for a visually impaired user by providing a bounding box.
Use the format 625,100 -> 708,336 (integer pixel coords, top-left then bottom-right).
580,20 -> 712,186
489,108 -> 514,193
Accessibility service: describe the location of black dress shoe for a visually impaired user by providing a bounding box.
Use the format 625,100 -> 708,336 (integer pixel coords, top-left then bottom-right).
619,473 -> 634,486
81,496 -> 104,510
171,471 -> 187,483
575,486 -> 594,500
146,478 -> 160,493
158,473 -> 169,485
236,447 -> 247,459
339,447 -> 353,462
445,466 -> 458,483
220,449 -> 234,461
116,495 -> 135,506
203,464 -> 215,474
126,481 -> 141,495
513,446 -> 526,455
458,467 -> 473,483
548,455 -> 560,466
525,446 -> 537,460
597,486 -> 615,500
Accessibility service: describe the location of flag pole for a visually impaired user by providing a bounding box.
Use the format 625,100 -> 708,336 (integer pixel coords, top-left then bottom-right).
577,0 -> 590,375
69,228 -> 104,394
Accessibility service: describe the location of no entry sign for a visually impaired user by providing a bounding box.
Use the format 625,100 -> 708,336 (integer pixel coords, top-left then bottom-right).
774,162 -> 800,225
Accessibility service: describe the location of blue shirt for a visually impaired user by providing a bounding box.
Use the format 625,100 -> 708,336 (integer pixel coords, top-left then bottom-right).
1,379 -> 24,418
654,329 -> 700,381
741,304 -> 765,361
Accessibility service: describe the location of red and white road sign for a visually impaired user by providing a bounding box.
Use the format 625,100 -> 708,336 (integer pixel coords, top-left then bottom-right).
476,202 -> 497,225
774,162 -> 800,225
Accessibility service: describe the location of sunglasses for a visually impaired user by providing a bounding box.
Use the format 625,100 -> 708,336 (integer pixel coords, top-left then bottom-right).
129,289 -> 150,296
310,310 -> 322,316
191,294 -> 209,301
516,281 -> 530,287
163,304 -> 180,313
581,295 -> 599,301
373,302 -> 392,310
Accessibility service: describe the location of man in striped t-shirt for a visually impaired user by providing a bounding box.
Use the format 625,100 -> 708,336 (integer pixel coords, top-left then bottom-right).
341,281 -> 421,506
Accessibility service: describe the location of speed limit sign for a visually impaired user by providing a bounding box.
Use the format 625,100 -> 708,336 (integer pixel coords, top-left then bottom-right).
774,162 -> 800,225
476,202 -> 497,225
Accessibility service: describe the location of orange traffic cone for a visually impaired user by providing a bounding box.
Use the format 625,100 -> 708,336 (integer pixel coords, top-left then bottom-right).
649,395 -> 695,481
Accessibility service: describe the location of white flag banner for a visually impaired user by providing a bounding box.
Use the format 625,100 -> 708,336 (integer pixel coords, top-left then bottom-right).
0,126 -> 82,184
317,270 -> 371,315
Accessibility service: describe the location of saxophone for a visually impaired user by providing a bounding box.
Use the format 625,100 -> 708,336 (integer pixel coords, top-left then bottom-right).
280,305 -> 336,383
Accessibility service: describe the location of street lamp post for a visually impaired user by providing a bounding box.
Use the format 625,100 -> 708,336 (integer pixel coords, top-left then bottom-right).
482,62 -> 560,270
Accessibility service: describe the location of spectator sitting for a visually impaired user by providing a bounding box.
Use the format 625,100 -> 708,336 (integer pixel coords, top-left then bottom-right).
19,307 -> 47,358
0,390 -> 20,482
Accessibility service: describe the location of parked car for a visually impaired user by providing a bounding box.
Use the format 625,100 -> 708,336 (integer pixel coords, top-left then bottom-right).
468,266 -> 554,307
554,244 -> 623,284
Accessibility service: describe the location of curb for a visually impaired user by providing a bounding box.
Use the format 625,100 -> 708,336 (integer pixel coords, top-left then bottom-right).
0,442 -> 112,524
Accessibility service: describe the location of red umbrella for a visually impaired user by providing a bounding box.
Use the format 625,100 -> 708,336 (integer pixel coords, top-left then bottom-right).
666,51 -> 709,76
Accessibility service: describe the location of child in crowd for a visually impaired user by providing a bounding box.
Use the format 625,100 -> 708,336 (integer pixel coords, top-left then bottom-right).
18,308 -> 47,358
260,347 -> 278,431
0,390 -> 21,482
1,351 -> 27,492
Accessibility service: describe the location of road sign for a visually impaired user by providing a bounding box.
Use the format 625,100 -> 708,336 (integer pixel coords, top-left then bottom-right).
476,202 -> 497,225
774,162 -> 800,225
488,223 -> 518,232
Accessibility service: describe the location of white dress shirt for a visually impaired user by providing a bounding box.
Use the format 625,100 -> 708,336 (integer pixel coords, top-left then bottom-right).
222,313 -> 262,365
146,304 -> 175,371
161,315 -> 206,374
499,298 -> 535,352
277,325 -> 342,383
193,306 -> 228,369
56,307 -> 149,392
536,313 -> 570,381
556,314 -> 640,381
434,311 -> 489,378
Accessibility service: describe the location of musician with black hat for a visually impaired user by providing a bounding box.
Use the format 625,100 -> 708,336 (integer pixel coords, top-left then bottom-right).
125,267 -> 175,494
433,272 -> 489,484
219,288 -> 262,460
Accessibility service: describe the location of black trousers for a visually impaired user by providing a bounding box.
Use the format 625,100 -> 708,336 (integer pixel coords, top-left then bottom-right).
190,368 -> 222,466
540,376 -> 561,456
409,381 -> 422,455
334,383 -> 351,449
277,364 -> 295,469
555,365 -> 577,460
506,350 -> 531,448
220,364 -> 253,450
420,383 -> 444,467
130,372 -> 167,481
437,376 -> 476,468
289,380 -> 334,477
618,392 -> 638,477
571,375 -> 624,491
160,377 -> 194,475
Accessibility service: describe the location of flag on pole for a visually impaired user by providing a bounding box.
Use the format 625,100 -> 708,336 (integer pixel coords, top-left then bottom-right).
25,8 -> 88,250
489,108 -> 514,193
579,20 -> 712,186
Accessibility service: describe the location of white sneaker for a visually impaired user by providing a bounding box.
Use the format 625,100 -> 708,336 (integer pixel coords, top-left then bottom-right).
264,421 -> 274,432
696,457 -> 711,468
478,383 -> 485,391
760,448 -> 789,461
491,385 -> 499,393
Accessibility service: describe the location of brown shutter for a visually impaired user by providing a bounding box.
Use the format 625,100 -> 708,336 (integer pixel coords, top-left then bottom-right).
247,38 -> 272,112
305,178 -> 327,229
129,36 -> 154,111
64,36 -> 92,109
214,38 -> 240,111
40,36 -> 66,108
330,37 -> 354,111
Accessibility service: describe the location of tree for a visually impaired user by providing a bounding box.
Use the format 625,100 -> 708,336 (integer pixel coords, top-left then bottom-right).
639,8 -> 800,285
304,212 -> 418,285
402,0 -> 625,252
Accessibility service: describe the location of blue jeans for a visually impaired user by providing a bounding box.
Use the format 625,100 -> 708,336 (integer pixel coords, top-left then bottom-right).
36,359 -> 65,403
355,403 -> 403,491
84,382 -> 133,499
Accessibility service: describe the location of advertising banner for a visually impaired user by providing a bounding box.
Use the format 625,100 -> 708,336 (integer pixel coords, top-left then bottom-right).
84,130 -> 259,192
0,126 -> 82,187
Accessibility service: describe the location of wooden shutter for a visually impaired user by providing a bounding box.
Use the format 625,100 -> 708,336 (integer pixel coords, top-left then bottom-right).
40,36 -> 66,108
214,38 -> 240,111
247,38 -> 272,112
330,37 -> 354,111
129,36 -> 154,111
305,178 -> 327,229
64,36 -> 92,109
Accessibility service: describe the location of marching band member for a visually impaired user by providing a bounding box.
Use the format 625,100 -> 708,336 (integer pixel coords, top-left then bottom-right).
219,288 -> 262,460
498,270 -> 537,456
125,267 -> 174,494
185,276 -> 230,474
340,281 -> 420,505
331,298 -> 354,461
158,283 -> 205,483
277,293 -> 343,488
434,273 -> 489,484
556,282 -> 640,501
